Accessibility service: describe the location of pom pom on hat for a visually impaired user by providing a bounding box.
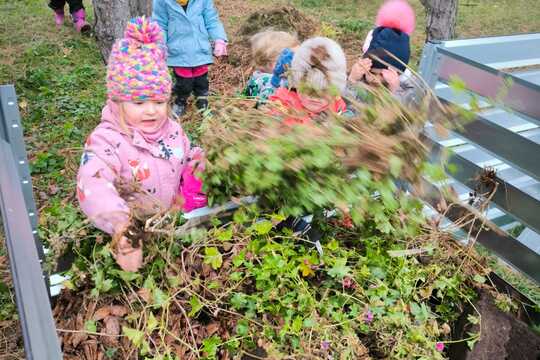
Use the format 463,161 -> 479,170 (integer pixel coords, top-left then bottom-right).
375,0 -> 415,35
106,17 -> 172,102
124,16 -> 164,45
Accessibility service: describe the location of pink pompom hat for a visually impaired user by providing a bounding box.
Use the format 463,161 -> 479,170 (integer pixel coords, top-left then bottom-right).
106,16 -> 172,102
375,0 -> 416,36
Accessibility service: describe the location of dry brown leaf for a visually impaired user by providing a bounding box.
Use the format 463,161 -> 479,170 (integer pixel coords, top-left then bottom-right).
206,322 -> 220,336
109,305 -> 128,317
82,339 -> 98,360
102,316 -> 121,347
71,314 -> 88,348
137,288 -> 151,303
174,344 -> 188,359
93,306 -> 111,321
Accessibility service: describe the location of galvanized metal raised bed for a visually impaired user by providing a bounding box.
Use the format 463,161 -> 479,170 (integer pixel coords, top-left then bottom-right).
1,33 -> 540,359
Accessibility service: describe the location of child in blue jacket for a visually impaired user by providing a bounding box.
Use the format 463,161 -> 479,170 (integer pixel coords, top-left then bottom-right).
152,0 -> 228,116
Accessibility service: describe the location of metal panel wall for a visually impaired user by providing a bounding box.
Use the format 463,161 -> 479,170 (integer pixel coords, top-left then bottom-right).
0,140 -> 63,360
419,34 -> 540,283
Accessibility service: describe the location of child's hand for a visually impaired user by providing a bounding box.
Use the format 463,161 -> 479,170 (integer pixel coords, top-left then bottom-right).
349,58 -> 372,83
381,68 -> 400,93
214,39 -> 227,57
113,236 -> 143,272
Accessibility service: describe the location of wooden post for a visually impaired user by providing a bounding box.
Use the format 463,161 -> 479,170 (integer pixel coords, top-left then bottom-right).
420,0 -> 459,42
91,0 -> 153,62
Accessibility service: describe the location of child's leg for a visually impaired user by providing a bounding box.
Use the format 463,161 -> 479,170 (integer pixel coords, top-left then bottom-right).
65,0 -> 84,13
193,73 -> 209,109
67,0 -> 91,33
48,0 -> 66,26
48,0 -> 67,11
173,72 -> 194,116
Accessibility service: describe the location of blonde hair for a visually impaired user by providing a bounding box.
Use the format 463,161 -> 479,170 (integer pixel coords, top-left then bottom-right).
250,30 -> 300,72
116,102 -> 132,135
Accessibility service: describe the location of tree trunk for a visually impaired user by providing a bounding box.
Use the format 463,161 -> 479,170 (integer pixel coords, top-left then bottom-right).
92,0 -> 153,62
420,0 -> 458,42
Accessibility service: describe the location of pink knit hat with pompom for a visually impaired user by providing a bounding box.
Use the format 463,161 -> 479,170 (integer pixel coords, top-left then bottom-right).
106,17 -> 172,102
375,0 -> 416,35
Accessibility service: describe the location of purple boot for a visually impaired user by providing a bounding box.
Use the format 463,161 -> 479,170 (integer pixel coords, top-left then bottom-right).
53,9 -> 65,27
72,8 -> 91,34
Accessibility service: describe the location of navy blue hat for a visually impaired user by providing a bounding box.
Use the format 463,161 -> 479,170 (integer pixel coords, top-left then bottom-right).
365,26 -> 410,72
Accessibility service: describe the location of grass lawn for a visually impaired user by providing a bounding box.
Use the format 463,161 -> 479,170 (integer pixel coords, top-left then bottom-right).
0,0 -> 539,357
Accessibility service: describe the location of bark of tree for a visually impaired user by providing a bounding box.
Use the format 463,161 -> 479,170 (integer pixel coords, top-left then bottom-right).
92,0 -> 153,62
420,0 -> 458,42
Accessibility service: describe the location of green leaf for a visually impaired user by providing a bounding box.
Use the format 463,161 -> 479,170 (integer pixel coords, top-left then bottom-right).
233,209 -> 248,224
189,295 -> 203,317
62,279 -> 76,290
167,276 -> 181,288
202,335 -> 221,358
230,271 -> 244,282
473,274 -> 486,284
389,156 -> 403,177
291,316 -> 303,333
424,163 -> 447,182
236,319 -> 249,336
232,251 -> 245,267
326,238 -> 339,251
467,337 -> 479,350
410,302 -> 431,323
111,270 -> 142,283
216,227 -> 233,241
467,314 -> 480,325
101,279 -> 114,293
122,326 -> 144,347
253,220 -> 273,235
303,317 -> 316,328
140,340 -> 151,355
449,76 -> 467,93
270,213 -> 286,223
328,258 -> 351,279
299,261 -> 315,277
230,293 -> 247,310
146,312 -> 158,332
143,275 -> 156,291
204,247 -> 223,270
152,288 -> 169,308
84,320 -> 97,333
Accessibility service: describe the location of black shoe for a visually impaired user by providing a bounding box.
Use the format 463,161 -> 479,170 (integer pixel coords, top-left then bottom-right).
195,97 -> 208,110
172,103 -> 186,118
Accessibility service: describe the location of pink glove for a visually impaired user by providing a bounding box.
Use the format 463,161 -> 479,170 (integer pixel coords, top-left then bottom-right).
213,39 -> 227,57
179,165 -> 207,212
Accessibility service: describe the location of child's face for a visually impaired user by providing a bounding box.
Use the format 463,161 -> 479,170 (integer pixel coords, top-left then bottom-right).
121,101 -> 168,133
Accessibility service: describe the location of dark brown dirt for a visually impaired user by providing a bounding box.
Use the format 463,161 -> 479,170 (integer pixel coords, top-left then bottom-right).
449,288 -> 540,360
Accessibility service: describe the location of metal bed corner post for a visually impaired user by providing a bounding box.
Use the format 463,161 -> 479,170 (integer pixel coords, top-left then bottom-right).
0,84 -> 62,359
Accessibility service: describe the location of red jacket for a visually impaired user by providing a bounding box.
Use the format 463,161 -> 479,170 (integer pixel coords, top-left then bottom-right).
268,87 -> 347,125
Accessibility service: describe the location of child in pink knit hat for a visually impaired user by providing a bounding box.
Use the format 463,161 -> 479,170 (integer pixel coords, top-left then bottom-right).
77,17 -> 207,272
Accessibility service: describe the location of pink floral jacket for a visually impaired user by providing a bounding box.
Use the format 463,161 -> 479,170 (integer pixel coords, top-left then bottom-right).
77,100 -> 205,235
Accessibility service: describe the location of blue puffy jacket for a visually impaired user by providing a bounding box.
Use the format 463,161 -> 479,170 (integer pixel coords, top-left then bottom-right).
152,0 -> 228,67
